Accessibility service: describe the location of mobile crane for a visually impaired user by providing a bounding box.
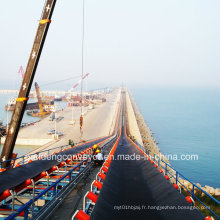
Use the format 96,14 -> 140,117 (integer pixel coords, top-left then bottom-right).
0,0 -> 57,167
31,82 -> 52,117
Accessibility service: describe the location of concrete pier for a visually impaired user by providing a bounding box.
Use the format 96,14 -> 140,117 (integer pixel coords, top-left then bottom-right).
125,89 -> 143,146
128,91 -> 161,156
5,89 -> 121,155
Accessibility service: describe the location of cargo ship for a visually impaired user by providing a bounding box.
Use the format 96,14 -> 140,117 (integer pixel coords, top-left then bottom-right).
5,98 -> 54,111
54,95 -> 62,101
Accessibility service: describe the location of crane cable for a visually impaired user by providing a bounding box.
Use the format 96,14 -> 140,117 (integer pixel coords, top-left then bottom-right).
80,0 -> 85,137
41,75 -> 82,87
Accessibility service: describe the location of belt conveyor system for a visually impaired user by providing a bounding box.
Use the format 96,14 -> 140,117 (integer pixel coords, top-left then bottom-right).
72,93 -> 205,220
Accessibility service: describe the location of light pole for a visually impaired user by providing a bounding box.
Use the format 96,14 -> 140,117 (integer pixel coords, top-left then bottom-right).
54,111 -> 56,135
71,100 -> 74,123
6,101 -> 9,133
53,105 -> 57,138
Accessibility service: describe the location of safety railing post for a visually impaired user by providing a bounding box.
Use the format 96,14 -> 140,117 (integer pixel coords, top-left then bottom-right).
153,153 -> 156,163
78,164 -> 82,173
192,184 -> 195,197
11,190 -> 15,212
176,171 -> 178,184
69,171 -> 72,182
45,171 -> 49,196
165,163 -> 168,175
53,185 -> 57,196
24,208 -> 29,220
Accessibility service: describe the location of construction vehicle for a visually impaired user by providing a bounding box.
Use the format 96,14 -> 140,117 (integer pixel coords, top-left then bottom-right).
31,82 -> 53,117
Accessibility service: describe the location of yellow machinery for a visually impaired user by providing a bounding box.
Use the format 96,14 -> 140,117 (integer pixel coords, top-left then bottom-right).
32,82 -> 51,117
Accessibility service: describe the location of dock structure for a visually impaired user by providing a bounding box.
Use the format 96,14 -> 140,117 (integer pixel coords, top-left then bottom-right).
0,90 -> 66,96
0,1 -> 219,219
0,89 -> 219,220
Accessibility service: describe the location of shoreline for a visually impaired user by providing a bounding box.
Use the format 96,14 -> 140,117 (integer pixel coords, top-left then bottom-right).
128,90 -> 220,197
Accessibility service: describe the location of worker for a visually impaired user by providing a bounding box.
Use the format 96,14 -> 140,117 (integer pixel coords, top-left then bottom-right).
68,139 -> 75,147
93,144 -> 99,154
94,149 -> 104,166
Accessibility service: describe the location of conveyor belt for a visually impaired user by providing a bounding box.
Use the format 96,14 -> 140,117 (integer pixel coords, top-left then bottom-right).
91,129 -> 202,220
0,137 -> 107,195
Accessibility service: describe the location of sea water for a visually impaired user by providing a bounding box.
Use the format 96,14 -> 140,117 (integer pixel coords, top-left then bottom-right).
131,86 -> 220,188
0,93 -> 67,156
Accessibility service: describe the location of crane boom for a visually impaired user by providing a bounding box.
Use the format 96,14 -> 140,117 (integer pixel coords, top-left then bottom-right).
69,73 -> 89,93
0,0 -> 57,167
35,82 -> 44,113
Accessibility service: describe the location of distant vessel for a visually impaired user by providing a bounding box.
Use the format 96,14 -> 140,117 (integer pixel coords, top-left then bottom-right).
5,98 -> 54,111
5,98 -> 16,111
54,95 -> 62,101
26,110 -> 39,116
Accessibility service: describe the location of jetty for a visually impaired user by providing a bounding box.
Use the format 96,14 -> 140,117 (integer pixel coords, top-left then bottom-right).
0,1 -> 219,219
0,89 -> 219,220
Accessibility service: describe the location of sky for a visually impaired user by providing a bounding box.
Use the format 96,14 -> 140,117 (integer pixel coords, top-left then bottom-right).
0,0 -> 220,90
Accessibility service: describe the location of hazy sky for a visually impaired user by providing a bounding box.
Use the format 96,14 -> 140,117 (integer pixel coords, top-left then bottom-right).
0,0 -> 220,89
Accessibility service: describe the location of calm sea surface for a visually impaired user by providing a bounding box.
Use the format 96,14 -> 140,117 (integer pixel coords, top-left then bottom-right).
131,86 -> 220,188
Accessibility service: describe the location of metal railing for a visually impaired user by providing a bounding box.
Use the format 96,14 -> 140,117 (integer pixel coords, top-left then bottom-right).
134,141 -> 220,219
5,159 -> 89,220
1,134 -> 117,220
0,144 -> 70,170
0,137 -> 101,170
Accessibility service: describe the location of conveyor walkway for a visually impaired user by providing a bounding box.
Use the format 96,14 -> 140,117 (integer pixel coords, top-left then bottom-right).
89,94 -> 202,220
0,137 -> 107,195
91,128 -> 202,220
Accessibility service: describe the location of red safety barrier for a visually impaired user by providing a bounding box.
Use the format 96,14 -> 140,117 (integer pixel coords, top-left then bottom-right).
66,158 -> 72,164
101,166 -> 108,173
87,191 -> 98,203
75,210 -> 90,220
106,158 -> 112,164
33,171 -> 47,182
185,196 -> 194,204
103,162 -> 110,168
151,161 -> 154,164
205,216 -> 214,220
58,161 -> 66,168
98,172 -> 106,181
72,155 -> 77,160
173,183 -> 179,190
48,166 -> 58,173
0,209 -> 25,217
0,190 -> 11,202
15,179 -> 32,193
93,180 -> 103,190
158,169 -> 163,173
164,175 -> 170,180
154,164 -> 158,168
